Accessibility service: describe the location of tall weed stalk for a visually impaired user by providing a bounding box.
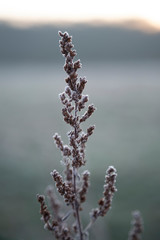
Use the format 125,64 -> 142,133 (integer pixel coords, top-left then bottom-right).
37,31 -> 143,240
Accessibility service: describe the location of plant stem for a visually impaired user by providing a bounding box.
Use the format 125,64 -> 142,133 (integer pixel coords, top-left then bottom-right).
84,219 -> 95,233
73,167 -> 83,240
73,100 -> 84,240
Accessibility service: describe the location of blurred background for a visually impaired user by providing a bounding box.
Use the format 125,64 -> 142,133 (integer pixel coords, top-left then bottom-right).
0,1 -> 160,240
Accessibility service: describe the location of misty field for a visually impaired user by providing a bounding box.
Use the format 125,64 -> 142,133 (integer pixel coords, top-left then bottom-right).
0,60 -> 160,240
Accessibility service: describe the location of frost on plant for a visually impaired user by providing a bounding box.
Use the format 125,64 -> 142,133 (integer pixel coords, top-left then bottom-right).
37,31 -> 143,240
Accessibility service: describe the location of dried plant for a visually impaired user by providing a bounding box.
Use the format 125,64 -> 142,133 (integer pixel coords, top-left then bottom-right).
128,211 -> 143,240
37,31 -> 143,240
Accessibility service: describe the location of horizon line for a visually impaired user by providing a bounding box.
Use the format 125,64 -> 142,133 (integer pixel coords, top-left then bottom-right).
1,18 -> 160,33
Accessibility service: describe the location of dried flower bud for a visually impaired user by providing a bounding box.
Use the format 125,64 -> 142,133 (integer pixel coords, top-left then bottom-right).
90,166 -> 117,220
50,170 -> 64,193
51,170 -> 75,205
87,125 -> 95,136
62,107 -> 74,126
74,60 -> 81,70
53,133 -> 64,152
77,77 -> 87,94
59,31 -> 76,58
63,145 -> 72,156
80,104 -> 96,123
37,194 -> 53,231
79,170 -> 90,203
59,92 -> 66,102
90,208 -> 99,220
64,61 -> 74,75
99,166 -> 117,216
65,86 -> 72,98
64,164 -> 73,182
78,95 -> 89,111
67,105 -> 74,113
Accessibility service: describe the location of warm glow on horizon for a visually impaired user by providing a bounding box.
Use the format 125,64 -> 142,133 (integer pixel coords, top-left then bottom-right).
0,0 -> 160,29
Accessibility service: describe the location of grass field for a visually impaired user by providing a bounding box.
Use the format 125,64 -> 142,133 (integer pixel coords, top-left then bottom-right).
0,60 -> 160,240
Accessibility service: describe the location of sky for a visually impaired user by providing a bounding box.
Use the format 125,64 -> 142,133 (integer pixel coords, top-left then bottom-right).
0,0 -> 160,30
